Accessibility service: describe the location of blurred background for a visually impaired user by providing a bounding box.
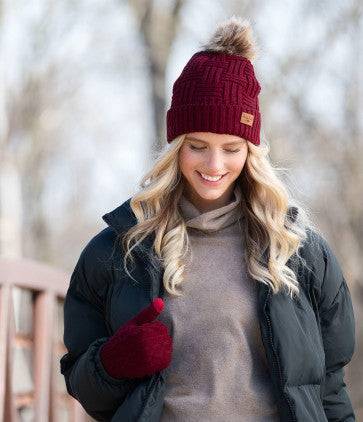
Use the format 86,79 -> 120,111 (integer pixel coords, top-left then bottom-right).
0,0 -> 362,420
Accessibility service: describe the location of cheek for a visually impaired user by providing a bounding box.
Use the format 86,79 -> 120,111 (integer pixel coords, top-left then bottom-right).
223,151 -> 247,176
179,147 -> 198,176
230,155 -> 247,173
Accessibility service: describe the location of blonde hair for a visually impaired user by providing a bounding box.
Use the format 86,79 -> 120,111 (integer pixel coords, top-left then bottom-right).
120,133 -> 318,299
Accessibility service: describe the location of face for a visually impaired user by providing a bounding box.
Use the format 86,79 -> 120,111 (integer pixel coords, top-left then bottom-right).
178,132 -> 248,212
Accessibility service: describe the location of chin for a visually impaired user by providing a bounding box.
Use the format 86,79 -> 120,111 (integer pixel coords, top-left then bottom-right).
193,187 -> 227,200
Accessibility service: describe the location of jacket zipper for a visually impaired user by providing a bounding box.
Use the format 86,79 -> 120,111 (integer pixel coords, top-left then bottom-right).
137,266 -> 160,421
307,280 -> 326,403
264,289 -> 297,422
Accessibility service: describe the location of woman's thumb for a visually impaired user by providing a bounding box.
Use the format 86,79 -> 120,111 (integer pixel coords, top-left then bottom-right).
128,298 -> 164,326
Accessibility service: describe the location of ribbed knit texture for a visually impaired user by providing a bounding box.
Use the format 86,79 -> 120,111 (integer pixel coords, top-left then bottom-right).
158,185 -> 279,421
99,299 -> 173,379
166,51 -> 261,145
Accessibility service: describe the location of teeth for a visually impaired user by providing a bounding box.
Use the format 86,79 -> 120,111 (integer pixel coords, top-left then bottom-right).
200,172 -> 223,181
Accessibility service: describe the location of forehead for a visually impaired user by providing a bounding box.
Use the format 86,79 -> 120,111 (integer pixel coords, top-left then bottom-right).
185,132 -> 245,145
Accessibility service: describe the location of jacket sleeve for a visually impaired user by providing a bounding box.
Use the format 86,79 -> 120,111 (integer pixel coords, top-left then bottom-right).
315,234 -> 356,421
60,229 -> 140,421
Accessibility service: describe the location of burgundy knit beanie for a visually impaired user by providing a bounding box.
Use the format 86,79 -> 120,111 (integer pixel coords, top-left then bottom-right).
166,16 -> 261,146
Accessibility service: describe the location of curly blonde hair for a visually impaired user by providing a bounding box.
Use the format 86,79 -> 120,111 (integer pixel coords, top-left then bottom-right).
120,132 -> 318,299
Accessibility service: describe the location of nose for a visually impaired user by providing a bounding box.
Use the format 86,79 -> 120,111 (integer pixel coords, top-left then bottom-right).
205,150 -> 226,173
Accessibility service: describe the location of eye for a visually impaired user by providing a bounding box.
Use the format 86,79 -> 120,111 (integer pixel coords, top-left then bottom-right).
190,145 -> 205,151
189,145 -> 240,153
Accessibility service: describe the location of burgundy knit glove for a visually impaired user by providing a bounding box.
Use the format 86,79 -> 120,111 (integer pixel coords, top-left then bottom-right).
99,298 -> 173,379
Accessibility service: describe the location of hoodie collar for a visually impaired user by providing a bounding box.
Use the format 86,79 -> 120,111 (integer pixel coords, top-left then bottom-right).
178,184 -> 244,233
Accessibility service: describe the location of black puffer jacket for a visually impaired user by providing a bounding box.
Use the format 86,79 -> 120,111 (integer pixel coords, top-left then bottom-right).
60,199 -> 356,421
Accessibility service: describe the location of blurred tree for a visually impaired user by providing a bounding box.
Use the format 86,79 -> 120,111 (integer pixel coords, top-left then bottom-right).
0,1 -> 80,262
129,0 -> 184,152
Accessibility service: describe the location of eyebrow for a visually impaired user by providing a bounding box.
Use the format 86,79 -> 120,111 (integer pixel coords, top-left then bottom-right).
185,136 -> 244,146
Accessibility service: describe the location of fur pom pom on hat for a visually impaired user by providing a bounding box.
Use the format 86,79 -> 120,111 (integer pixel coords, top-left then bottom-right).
166,16 -> 262,145
199,15 -> 259,61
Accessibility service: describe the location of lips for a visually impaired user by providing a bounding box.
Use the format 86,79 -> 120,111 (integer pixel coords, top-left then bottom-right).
196,171 -> 227,185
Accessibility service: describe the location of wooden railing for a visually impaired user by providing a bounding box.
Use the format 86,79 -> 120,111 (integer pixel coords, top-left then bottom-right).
0,257 -> 92,422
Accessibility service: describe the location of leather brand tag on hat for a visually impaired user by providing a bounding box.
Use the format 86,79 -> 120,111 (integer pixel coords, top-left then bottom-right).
240,112 -> 254,126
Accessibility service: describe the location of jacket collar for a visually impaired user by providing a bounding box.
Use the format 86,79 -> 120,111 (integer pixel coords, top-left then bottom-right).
102,197 -> 299,235
102,197 -> 158,271
102,198 -> 136,234
101,198 -> 298,303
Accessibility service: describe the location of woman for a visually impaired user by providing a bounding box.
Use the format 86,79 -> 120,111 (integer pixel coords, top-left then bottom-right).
60,16 -> 356,422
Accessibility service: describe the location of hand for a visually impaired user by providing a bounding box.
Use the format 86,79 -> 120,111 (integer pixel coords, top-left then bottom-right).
99,298 -> 173,379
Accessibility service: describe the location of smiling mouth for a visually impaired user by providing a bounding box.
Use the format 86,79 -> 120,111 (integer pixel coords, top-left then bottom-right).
196,171 -> 227,183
